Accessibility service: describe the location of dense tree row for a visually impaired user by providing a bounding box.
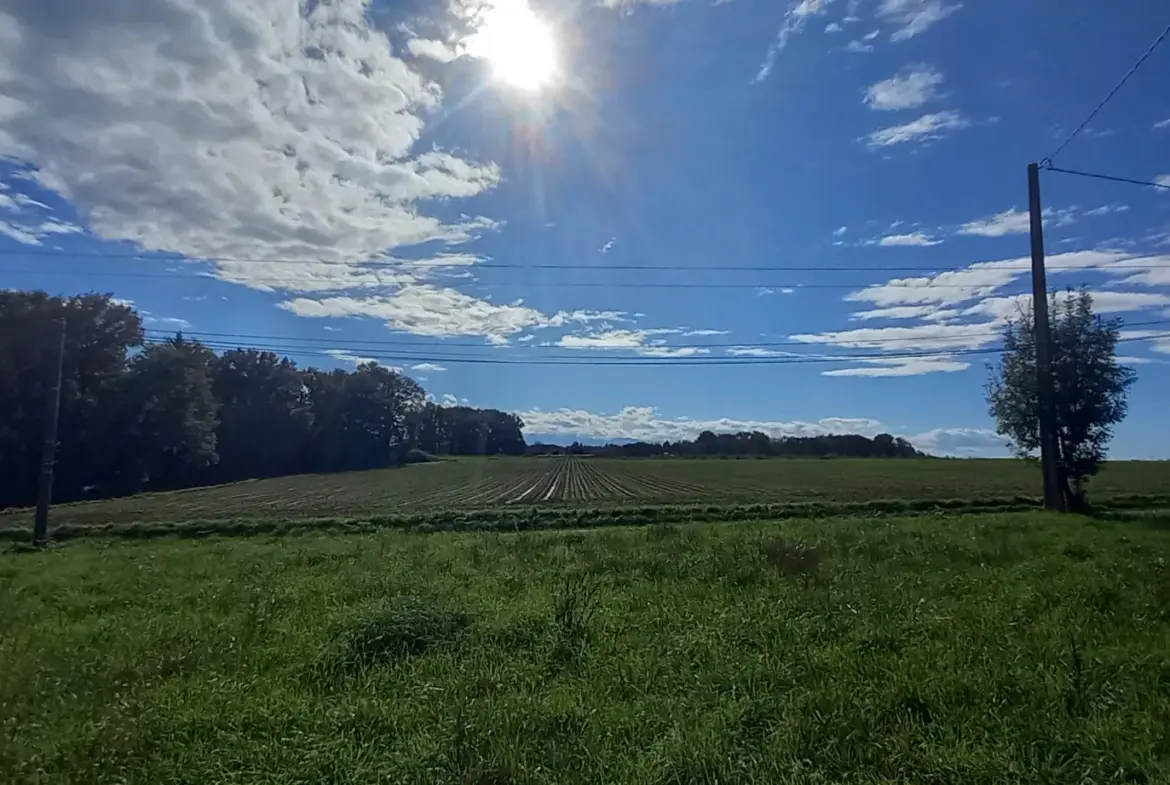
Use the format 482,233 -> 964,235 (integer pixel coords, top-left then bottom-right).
528,430 -> 923,458
1,290 -> 930,509
0,291 -> 525,508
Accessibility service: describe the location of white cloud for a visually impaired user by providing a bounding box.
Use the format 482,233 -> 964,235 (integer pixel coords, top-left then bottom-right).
957,206 -> 1082,237
411,363 -> 447,372
866,111 -> 968,148
792,322 -> 1000,352
851,305 -> 944,321
600,238 -> 616,254
833,226 -> 848,236
822,354 -> 970,376
864,65 -> 944,111
844,40 -> 874,53
879,0 -> 962,41
910,427 -> 1008,457
1156,175 -> 1170,189
825,22 -> 843,33
555,328 -> 708,357
957,208 -> 1031,237
756,0 -> 837,82
725,347 -> 799,357
441,393 -> 459,406
279,286 -> 556,343
324,348 -> 404,369
879,231 -> 942,246
519,405 -> 885,442
1083,204 -> 1128,217
0,220 -> 40,245
843,249 -> 1144,309
960,291 -> 1170,323
35,219 -> 83,235
863,29 -> 881,41
406,38 -> 458,63
1155,119 -> 1170,130
518,405 -> 1004,457
0,0 -> 502,293
682,329 -> 730,336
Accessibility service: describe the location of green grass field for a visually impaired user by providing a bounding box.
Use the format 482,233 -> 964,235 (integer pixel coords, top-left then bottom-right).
4,511 -> 1170,783
3,457 -> 1170,534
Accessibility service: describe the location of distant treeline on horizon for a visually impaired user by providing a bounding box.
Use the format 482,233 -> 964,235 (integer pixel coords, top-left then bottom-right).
2,289 -> 921,509
526,431 -> 924,459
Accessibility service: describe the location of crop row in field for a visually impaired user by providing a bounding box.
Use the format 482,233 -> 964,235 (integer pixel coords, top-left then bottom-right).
419,459 -> 721,507
4,456 -> 1170,530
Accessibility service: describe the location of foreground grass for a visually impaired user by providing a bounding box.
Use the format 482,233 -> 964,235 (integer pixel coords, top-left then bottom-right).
3,513 -> 1170,784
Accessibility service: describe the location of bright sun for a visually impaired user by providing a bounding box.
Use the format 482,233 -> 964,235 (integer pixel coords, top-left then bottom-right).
467,1 -> 559,91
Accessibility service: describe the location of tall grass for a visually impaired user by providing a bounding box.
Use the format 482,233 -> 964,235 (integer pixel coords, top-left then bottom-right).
3,512 -> 1170,783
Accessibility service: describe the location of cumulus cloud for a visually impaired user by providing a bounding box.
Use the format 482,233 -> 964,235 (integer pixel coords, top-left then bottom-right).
518,405 -> 1006,456
822,354 -> 970,376
792,322 -> 1001,352
879,231 -> 942,247
841,249 -> 1149,309
911,427 -> 1008,457
519,405 -> 885,442
864,65 -> 944,110
0,0 -> 502,293
866,111 -> 969,148
878,0 -> 962,41
957,206 -> 1084,237
406,38 -> 459,63
279,287 -> 556,344
411,362 -> 448,372
851,305 -> 947,321
555,328 -> 710,357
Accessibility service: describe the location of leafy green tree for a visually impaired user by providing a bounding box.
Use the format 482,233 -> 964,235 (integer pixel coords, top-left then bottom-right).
0,291 -> 143,505
119,336 -> 220,490
987,289 -> 1135,510
211,349 -> 313,481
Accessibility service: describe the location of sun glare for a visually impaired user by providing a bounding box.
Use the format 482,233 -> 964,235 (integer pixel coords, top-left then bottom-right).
467,1 -> 559,91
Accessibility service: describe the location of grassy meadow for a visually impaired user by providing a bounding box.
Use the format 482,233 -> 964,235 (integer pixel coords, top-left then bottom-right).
4,511 -> 1170,783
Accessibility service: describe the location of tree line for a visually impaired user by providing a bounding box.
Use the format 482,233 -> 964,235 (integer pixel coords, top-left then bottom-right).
0,291 -> 525,508
528,431 -> 923,458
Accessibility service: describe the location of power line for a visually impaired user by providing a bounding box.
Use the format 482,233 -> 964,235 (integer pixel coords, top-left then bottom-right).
1044,164 -> 1170,191
141,327 -> 1170,367
1042,19 -> 1170,165
140,318 -> 1170,353
4,267 -> 1168,289
4,248 -> 1170,273
145,337 -> 1014,366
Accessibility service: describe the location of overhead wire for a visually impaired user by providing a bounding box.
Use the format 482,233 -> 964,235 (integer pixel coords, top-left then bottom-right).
1042,19 -> 1170,165
1044,165 -> 1170,191
139,318 -> 1170,353
2,247 -> 1170,273
138,323 -> 1170,367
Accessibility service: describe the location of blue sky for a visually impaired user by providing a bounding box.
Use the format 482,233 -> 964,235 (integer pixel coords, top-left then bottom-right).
1,0 -> 1169,456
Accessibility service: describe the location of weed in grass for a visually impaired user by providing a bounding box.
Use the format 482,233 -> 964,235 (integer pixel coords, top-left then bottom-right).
550,572 -> 602,668
759,536 -> 822,580
317,595 -> 470,678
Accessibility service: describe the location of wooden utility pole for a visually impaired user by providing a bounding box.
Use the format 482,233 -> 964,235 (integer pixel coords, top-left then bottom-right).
1027,163 -> 1064,511
33,317 -> 66,547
